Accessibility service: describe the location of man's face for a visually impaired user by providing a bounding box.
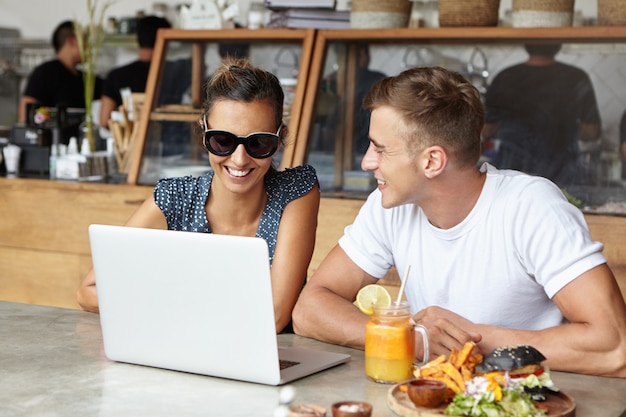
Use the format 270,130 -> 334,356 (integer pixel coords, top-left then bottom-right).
361,106 -> 424,208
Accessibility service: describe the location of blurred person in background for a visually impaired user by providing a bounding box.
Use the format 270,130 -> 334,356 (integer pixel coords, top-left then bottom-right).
99,15 -> 171,129
19,20 -> 103,123
482,44 -> 601,187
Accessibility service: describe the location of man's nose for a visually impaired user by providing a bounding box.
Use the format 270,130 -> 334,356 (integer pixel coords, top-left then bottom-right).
361,142 -> 377,172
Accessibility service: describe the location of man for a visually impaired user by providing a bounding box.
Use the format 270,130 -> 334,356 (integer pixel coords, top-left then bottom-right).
19,20 -> 102,123
99,15 -> 171,129
292,66 -> 626,378
482,44 -> 601,187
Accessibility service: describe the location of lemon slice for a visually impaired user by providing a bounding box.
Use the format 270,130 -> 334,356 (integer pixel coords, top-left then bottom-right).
356,284 -> 392,315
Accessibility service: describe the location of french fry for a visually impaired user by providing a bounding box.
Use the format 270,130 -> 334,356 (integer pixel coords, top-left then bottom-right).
421,354 -> 446,368
414,341 -> 484,399
441,362 -> 466,391
453,341 -> 477,368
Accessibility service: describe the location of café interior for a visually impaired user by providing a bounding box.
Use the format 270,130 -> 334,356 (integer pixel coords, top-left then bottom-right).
1,0 -> 626,416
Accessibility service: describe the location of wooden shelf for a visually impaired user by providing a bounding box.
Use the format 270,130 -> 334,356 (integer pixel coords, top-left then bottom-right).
126,28 -> 316,184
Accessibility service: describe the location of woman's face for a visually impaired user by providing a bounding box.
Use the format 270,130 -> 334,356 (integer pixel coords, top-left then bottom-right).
205,99 -> 278,195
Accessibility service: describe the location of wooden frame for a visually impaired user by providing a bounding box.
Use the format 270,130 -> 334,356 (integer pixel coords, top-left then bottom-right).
126,28 -> 316,184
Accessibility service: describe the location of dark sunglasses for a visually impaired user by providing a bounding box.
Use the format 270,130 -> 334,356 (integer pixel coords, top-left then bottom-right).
202,115 -> 282,159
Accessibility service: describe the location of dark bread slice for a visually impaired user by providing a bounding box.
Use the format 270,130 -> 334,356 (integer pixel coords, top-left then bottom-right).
482,345 -> 546,372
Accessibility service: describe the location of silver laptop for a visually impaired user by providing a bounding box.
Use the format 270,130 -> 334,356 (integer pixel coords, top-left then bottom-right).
89,224 -> 350,385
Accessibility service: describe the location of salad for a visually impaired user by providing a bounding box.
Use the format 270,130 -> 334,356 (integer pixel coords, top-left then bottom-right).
444,369 -> 555,417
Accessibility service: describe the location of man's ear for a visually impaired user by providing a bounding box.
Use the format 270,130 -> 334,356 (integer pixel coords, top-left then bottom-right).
422,145 -> 447,179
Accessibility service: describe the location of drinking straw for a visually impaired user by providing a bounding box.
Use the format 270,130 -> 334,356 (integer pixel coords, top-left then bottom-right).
396,265 -> 411,306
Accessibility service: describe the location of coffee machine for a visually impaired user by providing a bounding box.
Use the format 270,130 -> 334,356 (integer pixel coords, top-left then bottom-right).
10,104 -> 84,177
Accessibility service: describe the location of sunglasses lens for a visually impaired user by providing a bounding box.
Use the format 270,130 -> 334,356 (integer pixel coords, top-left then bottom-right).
247,135 -> 277,158
207,132 -> 236,155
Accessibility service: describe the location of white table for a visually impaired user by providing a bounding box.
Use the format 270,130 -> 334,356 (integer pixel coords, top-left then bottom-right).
1,301 -> 626,417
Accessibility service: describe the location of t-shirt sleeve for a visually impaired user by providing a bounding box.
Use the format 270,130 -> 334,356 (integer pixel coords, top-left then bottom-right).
576,72 -> 601,125
23,65 -> 49,101
510,178 -> 606,298
338,190 -> 394,278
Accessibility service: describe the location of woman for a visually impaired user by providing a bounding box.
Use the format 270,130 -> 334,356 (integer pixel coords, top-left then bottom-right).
77,58 -> 320,333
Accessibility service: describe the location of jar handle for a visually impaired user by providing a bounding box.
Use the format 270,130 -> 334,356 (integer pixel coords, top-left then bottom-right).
413,324 -> 430,368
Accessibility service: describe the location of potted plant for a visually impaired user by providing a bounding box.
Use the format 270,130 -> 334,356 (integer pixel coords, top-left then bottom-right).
74,0 -> 115,151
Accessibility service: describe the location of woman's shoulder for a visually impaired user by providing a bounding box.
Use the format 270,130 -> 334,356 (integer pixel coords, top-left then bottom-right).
155,172 -> 212,194
269,164 -> 318,185
265,164 -> 318,200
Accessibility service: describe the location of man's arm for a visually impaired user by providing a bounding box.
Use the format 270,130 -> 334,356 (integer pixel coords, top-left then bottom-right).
580,122 -> 601,142
292,244 -> 378,349
18,96 -> 38,123
414,264 -> 626,377
99,95 -> 118,130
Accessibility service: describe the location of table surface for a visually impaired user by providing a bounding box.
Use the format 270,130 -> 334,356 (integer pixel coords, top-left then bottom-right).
2,301 -> 626,417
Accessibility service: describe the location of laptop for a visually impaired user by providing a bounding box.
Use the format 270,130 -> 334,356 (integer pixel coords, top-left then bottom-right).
89,224 -> 350,386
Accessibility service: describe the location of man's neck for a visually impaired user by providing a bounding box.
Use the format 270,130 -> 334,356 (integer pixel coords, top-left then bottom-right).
526,55 -> 556,66
421,167 -> 486,230
138,48 -> 154,62
57,51 -> 78,75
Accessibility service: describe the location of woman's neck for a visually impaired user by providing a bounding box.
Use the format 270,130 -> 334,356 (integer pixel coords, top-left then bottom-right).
205,178 -> 267,236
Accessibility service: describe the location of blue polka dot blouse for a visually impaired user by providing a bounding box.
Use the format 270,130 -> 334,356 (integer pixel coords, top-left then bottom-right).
153,164 -> 318,265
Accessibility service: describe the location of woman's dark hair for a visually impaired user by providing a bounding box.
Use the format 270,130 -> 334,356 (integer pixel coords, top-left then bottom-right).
203,58 -> 284,132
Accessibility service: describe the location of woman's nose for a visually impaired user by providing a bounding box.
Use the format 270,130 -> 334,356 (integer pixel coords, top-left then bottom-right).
229,144 -> 250,165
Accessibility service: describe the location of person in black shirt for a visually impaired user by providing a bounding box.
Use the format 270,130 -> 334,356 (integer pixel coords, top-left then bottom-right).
99,15 -> 171,129
19,20 -> 103,123
483,44 -> 601,187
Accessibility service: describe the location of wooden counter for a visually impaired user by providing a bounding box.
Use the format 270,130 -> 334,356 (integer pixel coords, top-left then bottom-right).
1,178 -> 625,309
0,178 -> 152,309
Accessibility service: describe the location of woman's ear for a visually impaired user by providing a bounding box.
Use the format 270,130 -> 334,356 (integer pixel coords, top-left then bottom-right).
422,145 -> 447,179
279,124 -> 289,148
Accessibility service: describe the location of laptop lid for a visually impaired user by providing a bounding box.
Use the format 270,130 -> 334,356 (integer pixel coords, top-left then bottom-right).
89,224 -> 349,385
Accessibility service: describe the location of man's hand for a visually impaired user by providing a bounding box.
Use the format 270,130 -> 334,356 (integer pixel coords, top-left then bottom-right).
412,306 -> 482,360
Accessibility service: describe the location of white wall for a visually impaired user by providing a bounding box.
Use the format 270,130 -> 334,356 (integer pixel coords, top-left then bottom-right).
0,0 -> 255,39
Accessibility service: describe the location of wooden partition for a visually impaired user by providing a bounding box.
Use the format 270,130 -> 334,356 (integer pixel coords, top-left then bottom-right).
0,178 -> 152,309
0,179 -> 624,309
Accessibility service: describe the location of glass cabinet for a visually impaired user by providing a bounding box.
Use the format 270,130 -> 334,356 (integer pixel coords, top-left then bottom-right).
129,27 -> 626,215
127,28 -> 315,185
294,27 -> 626,214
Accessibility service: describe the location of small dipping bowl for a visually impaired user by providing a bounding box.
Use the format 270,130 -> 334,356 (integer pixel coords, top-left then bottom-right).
407,378 -> 447,408
331,400 -> 373,417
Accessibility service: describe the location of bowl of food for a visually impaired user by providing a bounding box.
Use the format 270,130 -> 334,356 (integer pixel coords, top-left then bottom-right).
407,378 -> 447,408
331,400 -> 373,417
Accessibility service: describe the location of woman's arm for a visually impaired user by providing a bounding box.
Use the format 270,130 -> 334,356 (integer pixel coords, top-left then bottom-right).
269,185 -> 320,333
76,196 -> 168,312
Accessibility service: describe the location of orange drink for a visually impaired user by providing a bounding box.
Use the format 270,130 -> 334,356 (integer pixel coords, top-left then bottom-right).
365,302 -> 416,384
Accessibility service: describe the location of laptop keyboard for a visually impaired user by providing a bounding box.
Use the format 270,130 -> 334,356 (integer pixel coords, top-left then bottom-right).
279,359 -> 300,370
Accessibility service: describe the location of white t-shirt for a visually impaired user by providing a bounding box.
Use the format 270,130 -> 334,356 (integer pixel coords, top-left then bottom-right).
339,163 -> 606,330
